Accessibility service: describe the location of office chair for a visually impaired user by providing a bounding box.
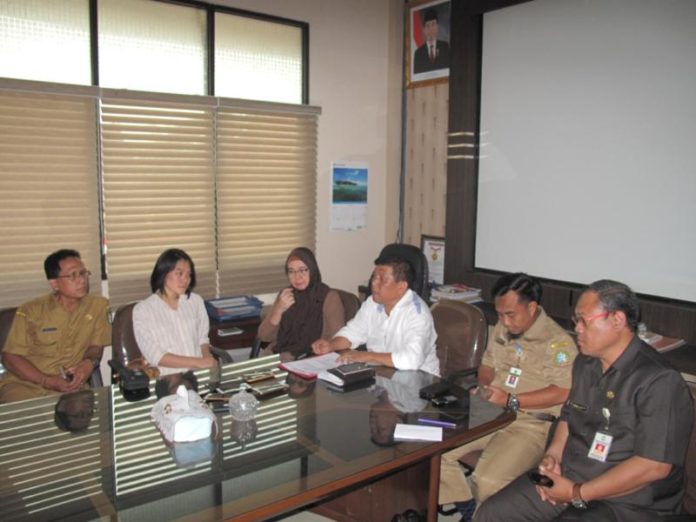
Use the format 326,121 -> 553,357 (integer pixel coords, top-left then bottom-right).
333,288 -> 361,322
430,299 -> 487,382
0,306 -> 103,387
430,299 -> 488,517
110,301 -> 232,381
366,243 -> 431,302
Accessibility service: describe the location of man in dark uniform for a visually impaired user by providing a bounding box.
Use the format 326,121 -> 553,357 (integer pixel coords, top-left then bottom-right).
476,280 -> 694,522
413,8 -> 450,74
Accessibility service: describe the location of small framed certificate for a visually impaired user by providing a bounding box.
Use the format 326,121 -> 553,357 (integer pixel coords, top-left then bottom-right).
421,235 -> 445,285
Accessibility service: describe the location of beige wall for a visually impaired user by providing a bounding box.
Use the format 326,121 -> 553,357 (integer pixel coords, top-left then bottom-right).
217,0 -> 404,295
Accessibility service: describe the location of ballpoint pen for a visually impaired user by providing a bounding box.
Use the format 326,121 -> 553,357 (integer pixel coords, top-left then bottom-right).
417,417 -> 457,429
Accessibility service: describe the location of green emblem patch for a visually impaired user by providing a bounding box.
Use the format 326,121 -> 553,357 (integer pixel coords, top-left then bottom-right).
554,350 -> 570,365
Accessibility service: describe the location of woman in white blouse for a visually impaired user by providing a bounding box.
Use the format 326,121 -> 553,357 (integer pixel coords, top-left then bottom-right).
133,249 -> 217,376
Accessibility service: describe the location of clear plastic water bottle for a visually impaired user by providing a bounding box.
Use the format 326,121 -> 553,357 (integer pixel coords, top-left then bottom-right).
228,386 -> 259,421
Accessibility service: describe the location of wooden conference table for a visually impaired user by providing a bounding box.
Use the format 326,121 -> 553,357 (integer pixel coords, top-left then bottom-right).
0,355 -> 513,522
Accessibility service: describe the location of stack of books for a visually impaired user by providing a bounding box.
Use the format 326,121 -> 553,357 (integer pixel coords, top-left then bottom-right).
431,283 -> 482,303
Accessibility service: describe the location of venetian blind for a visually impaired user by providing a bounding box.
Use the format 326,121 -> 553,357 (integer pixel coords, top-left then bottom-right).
216,100 -> 319,296
101,92 -> 217,307
0,82 -> 102,308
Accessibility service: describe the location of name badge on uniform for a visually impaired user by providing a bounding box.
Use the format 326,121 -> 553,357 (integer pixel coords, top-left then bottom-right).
505,367 -> 522,389
588,407 -> 612,462
588,431 -> 613,462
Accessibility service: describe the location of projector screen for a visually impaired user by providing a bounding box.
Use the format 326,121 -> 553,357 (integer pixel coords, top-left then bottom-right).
476,0 -> 696,302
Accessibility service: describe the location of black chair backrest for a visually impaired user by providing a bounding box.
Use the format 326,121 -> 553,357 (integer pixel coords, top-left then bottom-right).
0,307 -> 17,354
111,302 -> 142,365
367,243 -> 430,302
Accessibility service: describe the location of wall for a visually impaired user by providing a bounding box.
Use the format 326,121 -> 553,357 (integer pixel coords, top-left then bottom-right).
216,0 -> 404,295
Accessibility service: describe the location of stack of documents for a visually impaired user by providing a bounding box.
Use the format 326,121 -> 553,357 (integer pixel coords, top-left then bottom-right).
279,352 -> 340,379
431,283 -> 482,303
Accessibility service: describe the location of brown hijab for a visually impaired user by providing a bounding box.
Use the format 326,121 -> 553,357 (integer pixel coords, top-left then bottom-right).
276,247 -> 330,357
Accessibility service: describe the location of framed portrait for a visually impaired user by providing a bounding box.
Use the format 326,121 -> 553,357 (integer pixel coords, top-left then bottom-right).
406,0 -> 451,88
421,234 -> 445,285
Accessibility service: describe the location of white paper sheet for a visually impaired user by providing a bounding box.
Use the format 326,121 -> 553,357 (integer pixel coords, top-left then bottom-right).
393,423 -> 443,442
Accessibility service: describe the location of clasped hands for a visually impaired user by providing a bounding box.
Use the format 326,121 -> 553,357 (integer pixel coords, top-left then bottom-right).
534,454 -> 576,505
45,359 -> 94,392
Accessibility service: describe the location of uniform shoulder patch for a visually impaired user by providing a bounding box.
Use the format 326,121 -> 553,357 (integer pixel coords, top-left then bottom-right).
553,350 -> 571,366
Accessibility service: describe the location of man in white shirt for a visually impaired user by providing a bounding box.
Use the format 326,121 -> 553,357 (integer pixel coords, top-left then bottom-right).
311,253 -> 439,376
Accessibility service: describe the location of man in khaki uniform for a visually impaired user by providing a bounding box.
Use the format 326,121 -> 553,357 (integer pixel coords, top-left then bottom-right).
0,249 -> 111,403
439,273 -> 577,519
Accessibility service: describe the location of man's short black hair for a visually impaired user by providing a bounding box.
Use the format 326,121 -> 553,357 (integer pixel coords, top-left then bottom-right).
373,254 -> 414,287
492,272 -> 542,304
586,279 -> 641,332
423,7 -> 438,24
150,248 -> 196,297
44,249 -> 81,279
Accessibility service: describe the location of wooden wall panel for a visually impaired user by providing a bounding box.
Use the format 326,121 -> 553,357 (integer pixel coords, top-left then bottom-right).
403,82 -> 449,246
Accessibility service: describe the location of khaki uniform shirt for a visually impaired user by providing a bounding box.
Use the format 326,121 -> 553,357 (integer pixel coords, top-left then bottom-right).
481,308 -> 576,416
0,293 -> 111,390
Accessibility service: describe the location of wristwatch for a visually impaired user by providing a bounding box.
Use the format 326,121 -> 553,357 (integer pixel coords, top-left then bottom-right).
506,393 -> 520,412
571,483 -> 588,509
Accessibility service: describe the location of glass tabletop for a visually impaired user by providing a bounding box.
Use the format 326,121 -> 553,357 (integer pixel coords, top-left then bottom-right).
0,355 -> 510,522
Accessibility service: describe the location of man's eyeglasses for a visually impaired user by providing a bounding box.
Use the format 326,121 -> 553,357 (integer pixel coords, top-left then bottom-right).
287,268 -> 309,277
56,270 -> 92,282
571,311 -> 611,328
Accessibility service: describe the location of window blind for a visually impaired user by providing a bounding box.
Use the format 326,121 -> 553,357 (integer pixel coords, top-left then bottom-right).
101,92 -> 217,308
216,101 -> 319,296
0,83 -> 102,308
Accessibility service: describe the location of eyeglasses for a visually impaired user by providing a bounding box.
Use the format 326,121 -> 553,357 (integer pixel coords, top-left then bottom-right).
571,311 -> 611,328
287,268 -> 309,277
56,270 -> 92,282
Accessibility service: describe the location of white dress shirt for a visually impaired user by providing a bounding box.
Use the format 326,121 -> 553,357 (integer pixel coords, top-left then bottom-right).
133,292 -> 210,376
335,289 -> 440,376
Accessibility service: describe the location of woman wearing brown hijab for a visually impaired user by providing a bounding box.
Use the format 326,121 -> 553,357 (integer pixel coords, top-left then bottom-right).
257,247 -> 345,359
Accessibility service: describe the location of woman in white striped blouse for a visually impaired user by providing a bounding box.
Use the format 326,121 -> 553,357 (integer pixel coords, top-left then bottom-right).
133,249 -> 217,377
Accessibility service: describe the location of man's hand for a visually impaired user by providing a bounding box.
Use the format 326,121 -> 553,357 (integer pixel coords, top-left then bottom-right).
64,359 -> 94,389
44,374 -> 78,393
534,454 -> 569,505
311,339 -> 333,354
535,466 -> 574,505
481,384 -> 508,406
337,350 -> 370,364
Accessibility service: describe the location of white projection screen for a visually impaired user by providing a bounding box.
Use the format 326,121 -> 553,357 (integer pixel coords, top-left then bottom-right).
476,0 -> 696,302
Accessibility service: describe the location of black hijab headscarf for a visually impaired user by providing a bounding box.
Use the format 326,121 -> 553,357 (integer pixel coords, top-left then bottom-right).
276,247 -> 330,357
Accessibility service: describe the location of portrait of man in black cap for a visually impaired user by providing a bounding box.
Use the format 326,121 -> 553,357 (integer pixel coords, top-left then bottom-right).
413,5 -> 450,75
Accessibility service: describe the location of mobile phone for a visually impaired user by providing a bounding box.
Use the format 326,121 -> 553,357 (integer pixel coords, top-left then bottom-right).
528,471 -> 554,488
242,372 -> 275,384
250,382 -> 289,400
419,381 -> 451,400
218,327 -> 243,336
334,362 -> 369,375
431,394 -> 459,407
